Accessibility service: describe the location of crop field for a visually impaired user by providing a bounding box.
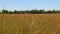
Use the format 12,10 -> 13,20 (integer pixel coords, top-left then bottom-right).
0,14 -> 60,34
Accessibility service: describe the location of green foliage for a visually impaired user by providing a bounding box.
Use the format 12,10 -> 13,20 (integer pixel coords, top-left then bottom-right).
13,10 -> 18,14
1,9 -> 60,14
8,11 -> 13,14
2,10 -> 8,14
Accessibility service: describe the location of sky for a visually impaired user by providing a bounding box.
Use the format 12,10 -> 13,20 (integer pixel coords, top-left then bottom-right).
0,0 -> 60,10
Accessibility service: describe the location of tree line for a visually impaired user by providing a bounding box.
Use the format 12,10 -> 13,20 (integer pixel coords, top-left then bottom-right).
0,9 -> 60,14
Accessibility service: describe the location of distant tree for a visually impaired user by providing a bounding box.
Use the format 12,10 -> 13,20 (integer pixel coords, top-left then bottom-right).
2,10 -> 8,14
25,10 -> 30,14
19,11 -> 22,14
39,9 -> 44,14
20,11 -> 25,14
0,12 -> 2,14
30,9 -> 38,14
56,10 -> 60,13
8,11 -> 13,14
1,9 -> 60,14
17,11 -> 20,14
52,10 -> 56,13
13,10 -> 18,14
47,10 -> 52,14
30,10 -> 34,14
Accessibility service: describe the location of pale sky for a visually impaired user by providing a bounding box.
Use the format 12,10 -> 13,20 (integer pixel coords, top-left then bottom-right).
0,0 -> 60,10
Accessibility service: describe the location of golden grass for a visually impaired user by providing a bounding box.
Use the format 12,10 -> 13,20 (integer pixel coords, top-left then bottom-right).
0,14 -> 60,34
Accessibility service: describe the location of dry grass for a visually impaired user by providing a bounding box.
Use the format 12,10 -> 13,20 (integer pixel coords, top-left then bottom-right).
0,14 -> 60,34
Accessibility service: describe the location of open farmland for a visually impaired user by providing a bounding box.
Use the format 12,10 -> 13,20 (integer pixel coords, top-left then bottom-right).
0,14 -> 60,34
